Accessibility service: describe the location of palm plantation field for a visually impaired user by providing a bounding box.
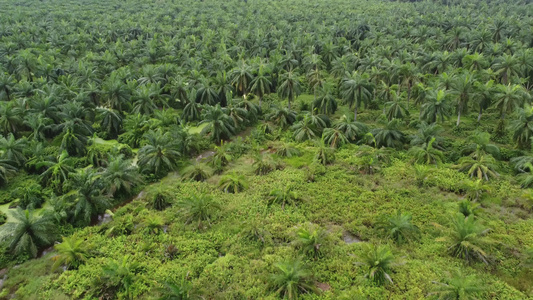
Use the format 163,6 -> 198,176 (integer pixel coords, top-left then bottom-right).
0,0 -> 532,298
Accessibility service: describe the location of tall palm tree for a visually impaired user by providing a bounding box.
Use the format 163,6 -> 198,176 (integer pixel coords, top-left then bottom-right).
97,107 -> 123,139
250,66 -> 272,107
195,79 -> 219,105
38,151 -> 76,192
0,72 -> 15,101
277,69 -> 302,110
200,104 -> 236,142
493,83 -> 529,120
0,158 -> 17,186
64,167 -> 112,226
372,119 -> 405,149
0,102 -> 23,136
340,71 -> 373,121
229,62 -> 254,98
0,133 -> 27,167
313,83 -> 338,115
100,154 -> 143,196
450,72 -> 475,126
473,80 -> 496,123
420,89 -> 452,123
0,208 -> 56,258
137,130 -> 182,176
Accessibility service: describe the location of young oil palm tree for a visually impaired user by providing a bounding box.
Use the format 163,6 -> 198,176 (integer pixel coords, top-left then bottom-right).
376,211 -> 420,245
458,154 -> 499,181
293,224 -> 328,259
181,163 -> 213,182
359,244 -> 396,286
51,236 -> 89,271
218,172 -> 248,193
268,184 -> 300,209
268,259 -> 318,299
408,138 -> 444,165
435,214 -> 493,264
429,271 -> 484,300
177,193 -> 220,229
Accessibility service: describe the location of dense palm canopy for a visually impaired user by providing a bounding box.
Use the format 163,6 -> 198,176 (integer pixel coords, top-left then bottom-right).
0,0 -> 532,298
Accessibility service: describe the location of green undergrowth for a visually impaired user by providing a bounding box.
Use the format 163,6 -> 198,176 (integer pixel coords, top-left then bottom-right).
1,142 -> 531,299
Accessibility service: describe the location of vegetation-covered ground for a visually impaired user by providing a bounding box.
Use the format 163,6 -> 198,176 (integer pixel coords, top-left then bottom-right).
0,0 -> 532,299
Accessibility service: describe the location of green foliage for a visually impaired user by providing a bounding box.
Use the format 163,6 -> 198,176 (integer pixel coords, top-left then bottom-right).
182,163 -> 213,182
218,172 -> 248,193
0,208 -> 56,258
376,211 -> 420,245
100,255 -> 140,299
177,193 -> 220,229
148,185 -> 173,211
268,259 -> 318,299
435,215 -> 493,264
51,236 -> 89,271
268,185 -> 300,209
429,271 -> 484,300
359,244 -> 396,286
293,223 -> 327,259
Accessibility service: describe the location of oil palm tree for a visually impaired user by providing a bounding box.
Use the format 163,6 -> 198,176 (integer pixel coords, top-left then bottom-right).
0,133 -> 27,167
359,244 -> 396,286
420,89 -> 452,124
340,71 -> 373,121
493,84 -> 528,120
218,172 -> 248,193
268,185 -> 299,209
0,208 -> 56,258
37,151 -> 76,192
408,138 -> 444,165
137,130 -> 182,176
100,154 -> 143,196
376,211 -> 420,245
64,167 -> 112,226
509,105 -> 533,149
458,154 -> 499,181
200,104 -> 236,142
429,271 -> 484,300
435,214 -> 493,264
313,83 -> 338,115
267,106 -> 297,128
229,61 -> 254,98
372,119 -> 405,149
268,259 -> 318,299
333,115 -> 368,142
51,236 -> 89,271
277,69 -> 302,110
177,193 -> 221,229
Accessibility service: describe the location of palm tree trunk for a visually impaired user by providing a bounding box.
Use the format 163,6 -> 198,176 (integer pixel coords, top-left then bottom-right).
477,107 -> 482,122
407,83 -> 411,109
354,105 -> 358,121
259,95 -> 262,107
456,109 -> 461,126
